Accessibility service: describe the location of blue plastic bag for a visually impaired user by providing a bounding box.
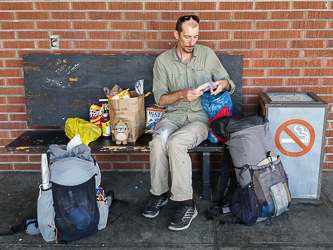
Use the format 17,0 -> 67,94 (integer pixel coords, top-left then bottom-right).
201,91 -> 233,143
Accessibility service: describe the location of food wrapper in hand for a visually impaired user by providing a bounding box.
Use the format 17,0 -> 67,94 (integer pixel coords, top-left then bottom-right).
195,80 -> 217,92
152,126 -> 173,149
65,118 -> 101,145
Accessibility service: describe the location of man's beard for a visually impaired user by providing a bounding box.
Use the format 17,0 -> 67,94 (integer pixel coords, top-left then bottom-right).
182,46 -> 194,53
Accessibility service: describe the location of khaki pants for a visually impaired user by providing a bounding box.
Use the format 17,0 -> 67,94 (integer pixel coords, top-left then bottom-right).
149,118 -> 209,201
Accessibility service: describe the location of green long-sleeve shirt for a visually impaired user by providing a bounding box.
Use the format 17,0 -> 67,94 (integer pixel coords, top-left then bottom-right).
153,44 -> 235,126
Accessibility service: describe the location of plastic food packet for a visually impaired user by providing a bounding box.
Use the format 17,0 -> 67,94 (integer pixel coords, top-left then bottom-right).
108,89 -> 130,100
135,79 -> 144,96
104,86 -> 123,98
145,104 -> 165,133
90,104 -> 104,127
65,118 -> 101,145
195,80 -> 217,92
152,126 -> 173,149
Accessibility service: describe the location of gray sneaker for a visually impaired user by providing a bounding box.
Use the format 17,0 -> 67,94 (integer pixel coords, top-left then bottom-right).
142,193 -> 168,218
168,203 -> 198,231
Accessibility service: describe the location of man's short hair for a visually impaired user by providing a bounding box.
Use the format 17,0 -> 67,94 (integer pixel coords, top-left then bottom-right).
175,15 -> 200,34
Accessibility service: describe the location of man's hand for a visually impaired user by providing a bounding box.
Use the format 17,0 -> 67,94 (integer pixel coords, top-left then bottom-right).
210,80 -> 230,95
182,89 -> 203,101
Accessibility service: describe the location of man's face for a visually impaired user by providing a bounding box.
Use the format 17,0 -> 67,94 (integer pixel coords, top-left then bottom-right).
174,23 -> 199,54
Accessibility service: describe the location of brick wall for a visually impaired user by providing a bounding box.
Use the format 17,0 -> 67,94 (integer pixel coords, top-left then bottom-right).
0,1 -> 332,171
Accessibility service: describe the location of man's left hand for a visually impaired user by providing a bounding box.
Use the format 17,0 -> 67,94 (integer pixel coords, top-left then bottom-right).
210,80 -> 230,95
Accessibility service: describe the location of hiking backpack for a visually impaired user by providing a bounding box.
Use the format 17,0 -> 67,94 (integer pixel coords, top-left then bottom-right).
210,115 -> 291,226
38,143 -> 112,242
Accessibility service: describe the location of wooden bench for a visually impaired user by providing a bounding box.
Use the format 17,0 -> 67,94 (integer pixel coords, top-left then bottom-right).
5,53 -> 243,200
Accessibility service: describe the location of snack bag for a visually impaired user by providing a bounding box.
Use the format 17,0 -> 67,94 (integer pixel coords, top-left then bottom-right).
108,89 -> 130,100
145,104 -> 165,133
90,104 -> 104,127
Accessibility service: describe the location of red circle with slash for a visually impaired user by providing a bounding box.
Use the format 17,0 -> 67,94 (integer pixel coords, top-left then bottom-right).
275,119 -> 315,157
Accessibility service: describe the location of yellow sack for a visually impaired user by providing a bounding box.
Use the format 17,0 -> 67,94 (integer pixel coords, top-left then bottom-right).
65,118 -> 101,145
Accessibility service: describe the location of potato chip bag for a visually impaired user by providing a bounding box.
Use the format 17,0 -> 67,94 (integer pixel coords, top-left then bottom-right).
90,104 -> 104,127
145,104 -> 165,133
108,89 -> 130,100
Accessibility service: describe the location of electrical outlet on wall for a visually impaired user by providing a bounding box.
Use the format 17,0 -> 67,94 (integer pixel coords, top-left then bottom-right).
50,35 -> 59,49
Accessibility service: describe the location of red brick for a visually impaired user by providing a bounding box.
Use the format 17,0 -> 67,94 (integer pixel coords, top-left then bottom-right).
233,31 -> 266,39
18,50 -> 51,57
1,21 -> 35,29
250,78 -> 284,86
17,31 -> 48,39
255,1 -> 290,9
292,1 -> 326,9
307,11 -> 333,19
234,12 -> 268,20
16,12 -> 50,20
219,41 -> 252,49
321,96 -> 333,104
304,50 -> 333,57
270,11 -> 305,19
72,2 -> 106,10
267,50 -> 301,58
3,41 -> 35,49
74,41 -> 108,49
51,31 -> 86,39
325,59 -> 333,67
266,87 -> 299,92
6,78 -> 24,86
0,164 -> 13,171
198,41 -> 217,49
145,2 -> 179,10
0,154 -> 28,162
268,69 -> 301,76
0,61 -> 3,67
243,69 -> 265,77
88,12 -> 122,20
125,12 -> 159,20
0,2 -> 33,10
53,50 -> 87,55
52,12 -> 86,20
200,31 -> 230,40
255,21 -> 289,29
0,105 -> 25,114
5,60 -> 23,68
14,164 -> 40,171
146,21 -> 176,31
128,154 -> 150,161
324,147 -> 333,154
73,21 -> 108,30
0,31 -> 15,39
0,131 -> 10,138
96,154 -> 128,161
300,86 -> 333,95
255,40 -> 288,48
0,69 -> 22,77
91,50 -> 123,55
219,2 -> 253,10
328,40 -> 333,48
124,51 -> 158,55
37,21 -> 71,29
242,105 -> 258,113
322,78 -> 333,85
35,2 -> 69,10
218,21 -> 253,30
306,31 -> 333,38
88,31 -> 122,39
231,50 -> 265,58
323,163 -> 333,170
0,79 -> 4,86
198,22 -> 217,30
98,163 -> 112,170
291,40 -> 325,48
182,2 -> 216,10
269,31 -> 303,39
243,60 -> 251,68
0,51 -> 16,58
303,69 -> 333,77
253,59 -> 287,67
10,114 -> 27,121
289,59 -> 323,67
1,12 -> 14,20
292,21 -> 327,29
7,96 -> 25,104
197,12 -> 231,20
124,31 -> 158,40
108,2 -> 143,10
111,41 -> 144,49
244,96 -> 259,104
111,22 -> 145,30
113,163 -> 144,169
242,87 -> 265,95
161,12 -> 196,21
147,41 -> 176,50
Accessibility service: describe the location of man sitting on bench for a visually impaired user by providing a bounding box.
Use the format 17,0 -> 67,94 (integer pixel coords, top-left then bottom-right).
142,15 -> 236,231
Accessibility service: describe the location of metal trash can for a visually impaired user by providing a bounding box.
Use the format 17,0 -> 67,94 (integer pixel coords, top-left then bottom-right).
258,92 -> 328,199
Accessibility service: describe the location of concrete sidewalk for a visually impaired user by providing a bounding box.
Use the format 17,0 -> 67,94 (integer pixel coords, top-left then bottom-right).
0,170 -> 332,249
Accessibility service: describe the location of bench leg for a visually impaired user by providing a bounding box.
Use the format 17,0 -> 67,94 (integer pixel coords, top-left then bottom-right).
201,152 -> 211,200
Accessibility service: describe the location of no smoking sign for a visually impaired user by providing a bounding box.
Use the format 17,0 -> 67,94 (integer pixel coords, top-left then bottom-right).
275,119 -> 315,157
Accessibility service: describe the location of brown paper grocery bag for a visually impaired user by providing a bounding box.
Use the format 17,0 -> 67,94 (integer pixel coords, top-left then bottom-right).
108,91 -> 147,143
